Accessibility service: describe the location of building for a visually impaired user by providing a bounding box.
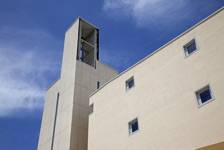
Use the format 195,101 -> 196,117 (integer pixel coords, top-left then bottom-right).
37,18 -> 118,150
38,7 -> 224,150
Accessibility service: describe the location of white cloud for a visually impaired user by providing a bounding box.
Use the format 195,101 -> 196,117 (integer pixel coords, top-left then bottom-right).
103,0 -> 189,27
0,27 -> 61,117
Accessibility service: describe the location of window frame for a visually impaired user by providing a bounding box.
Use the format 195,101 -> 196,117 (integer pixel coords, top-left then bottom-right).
128,118 -> 139,135
183,39 -> 198,57
125,76 -> 135,91
195,85 -> 215,107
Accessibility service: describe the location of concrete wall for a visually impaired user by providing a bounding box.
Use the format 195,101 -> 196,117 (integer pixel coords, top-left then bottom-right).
38,19 -> 80,150
70,61 -> 117,150
38,80 -> 61,150
38,18 -> 118,150
197,142 -> 224,150
88,8 -> 224,150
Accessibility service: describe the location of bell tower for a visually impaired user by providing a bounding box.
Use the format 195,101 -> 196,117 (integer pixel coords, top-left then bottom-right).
37,18 -> 117,150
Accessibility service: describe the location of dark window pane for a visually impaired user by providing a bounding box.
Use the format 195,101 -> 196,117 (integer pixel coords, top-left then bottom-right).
97,81 -> 100,89
128,79 -> 134,88
187,43 -> 196,54
131,121 -> 139,132
184,40 -> 197,55
200,89 -> 212,103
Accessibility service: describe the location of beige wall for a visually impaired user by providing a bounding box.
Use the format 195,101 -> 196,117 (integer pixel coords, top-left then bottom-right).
197,142 -> 224,150
38,80 -> 61,150
88,8 -> 224,150
38,18 -> 80,150
38,18 -> 117,150
70,60 -> 117,150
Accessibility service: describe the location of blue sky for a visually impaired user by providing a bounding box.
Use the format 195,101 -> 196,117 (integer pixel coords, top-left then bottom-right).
0,0 -> 223,149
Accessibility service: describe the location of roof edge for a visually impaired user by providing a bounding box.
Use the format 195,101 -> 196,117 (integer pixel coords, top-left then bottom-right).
89,6 -> 224,98
66,17 -> 99,33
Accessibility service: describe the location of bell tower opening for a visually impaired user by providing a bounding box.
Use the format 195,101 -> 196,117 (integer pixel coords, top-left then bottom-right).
77,19 -> 99,67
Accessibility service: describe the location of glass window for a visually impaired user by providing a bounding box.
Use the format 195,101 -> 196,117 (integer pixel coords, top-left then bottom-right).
128,118 -> 139,134
196,85 -> 214,106
97,81 -> 100,89
126,76 -> 135,91
184,39 -> 197,56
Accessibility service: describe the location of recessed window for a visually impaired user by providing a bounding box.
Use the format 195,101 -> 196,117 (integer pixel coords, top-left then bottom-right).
97,81 -> 100,89
128,118 -> 139,134
90,104 -> 94,114
126,76 -> 135,91
184,39 -> 197,56
196,85 -> 214,106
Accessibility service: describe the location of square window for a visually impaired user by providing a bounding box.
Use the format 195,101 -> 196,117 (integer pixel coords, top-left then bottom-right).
184,39 -> 197,56
126,76 -> 135,91
128,118 -> 139,134
196,85 -> 214,106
